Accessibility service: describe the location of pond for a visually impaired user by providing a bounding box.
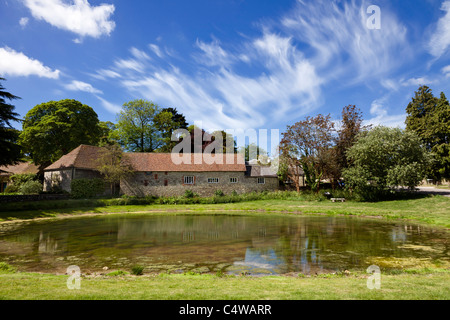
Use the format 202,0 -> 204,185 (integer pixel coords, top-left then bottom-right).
0,214 -> 448,275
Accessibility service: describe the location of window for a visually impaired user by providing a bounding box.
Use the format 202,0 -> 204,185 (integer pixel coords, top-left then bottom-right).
164,180 -> 168,186
229,177 -> 238,184
208,178 -> 219,184
184,176 -> 195,185
257,177 -> 265,184
154,174 -> 158,180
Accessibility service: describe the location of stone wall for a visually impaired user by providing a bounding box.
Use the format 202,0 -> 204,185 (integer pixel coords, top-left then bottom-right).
121,171 -> 279,197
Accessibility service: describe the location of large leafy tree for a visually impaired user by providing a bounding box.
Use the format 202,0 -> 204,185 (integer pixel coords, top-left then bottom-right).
115,99 -> 164,152
154,107 -> 189,152
0,77 -> 22,166
406,86 -> 450,181
19,99 -> 102,167
280,114 -> 335,192
342,126 -> 430,200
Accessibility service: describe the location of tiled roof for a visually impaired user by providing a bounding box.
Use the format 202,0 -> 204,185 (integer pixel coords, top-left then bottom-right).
0,162 -> 39,175
127,153 -> 247,172
44,145 -> 105,171
44,145 -> 247,172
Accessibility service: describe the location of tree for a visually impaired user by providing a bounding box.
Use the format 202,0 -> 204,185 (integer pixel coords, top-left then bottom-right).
0,77 -> 22,166
405,86 -> 450,181
342,126 -> 430,200
154,108 -> 189,152
115,99 -> 163,152
280,114 -> 335,192
238,143 -> 268,162
96,144 -> 133,196
19,99 -> 102,167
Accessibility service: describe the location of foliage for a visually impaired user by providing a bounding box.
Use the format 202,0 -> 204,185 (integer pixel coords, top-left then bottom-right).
342,126 -> 430,201
214,189 -> 225,197
10,173 -> 37,186
3,184 -> 19,194
238,143 -> 268,162
0,78 -> 22,166
71,178 -> 105,199
96,144 -> 133,196
280,114 -> 335,192
131,265 -> 145,276
0,262 -> 16,273
115,99 -> 164,152
19,99 -> 102,166
154,107 -> 189,152
406,86 -> 450,181
19,180 -> 43,194
184,190 -> 196,198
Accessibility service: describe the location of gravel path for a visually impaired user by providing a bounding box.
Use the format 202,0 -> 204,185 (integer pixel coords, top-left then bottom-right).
416,187 -> 450,198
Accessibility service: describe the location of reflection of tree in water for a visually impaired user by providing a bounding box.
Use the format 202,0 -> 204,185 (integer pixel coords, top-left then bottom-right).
0,215 -> 448,274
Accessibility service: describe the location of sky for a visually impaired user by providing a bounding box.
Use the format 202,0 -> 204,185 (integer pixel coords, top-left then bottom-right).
1,0 -> 450,144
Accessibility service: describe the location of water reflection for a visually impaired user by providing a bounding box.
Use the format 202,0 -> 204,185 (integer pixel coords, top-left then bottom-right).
0,214 -> 448,275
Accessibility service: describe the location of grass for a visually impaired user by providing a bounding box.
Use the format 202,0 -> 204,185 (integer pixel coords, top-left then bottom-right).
0,267 -> 448,300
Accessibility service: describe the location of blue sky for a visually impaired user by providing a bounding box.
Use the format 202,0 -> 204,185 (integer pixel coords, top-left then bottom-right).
1,0 -> 450,138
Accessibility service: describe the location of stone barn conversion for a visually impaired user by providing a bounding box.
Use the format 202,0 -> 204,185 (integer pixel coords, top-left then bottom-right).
122,153 -> 279,197
43,145 -> 110,194
43,145 -> 279,197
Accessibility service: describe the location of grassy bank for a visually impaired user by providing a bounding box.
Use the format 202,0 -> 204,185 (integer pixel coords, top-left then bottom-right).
0,192 -> 449,228
0,267 -> 448,300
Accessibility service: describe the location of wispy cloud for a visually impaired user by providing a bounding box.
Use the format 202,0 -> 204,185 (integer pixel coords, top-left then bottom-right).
282,0 -> 409,82
0,46 -> 60,79
64,80 -> 102,94
429,1 -> 450,59
19,17 -> 29,28
23,0 -> 115,41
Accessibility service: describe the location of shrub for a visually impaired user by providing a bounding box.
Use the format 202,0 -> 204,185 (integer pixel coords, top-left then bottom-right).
184,190 -> 195,198
19,180 -> 43,194
106,270 -> 129,277
10,173 -> 37,186
71,178 -> 105,199
214,189 -> 225,197
0,262 -> 16,273
131,265 -> 145,276
3,184 -> 19,194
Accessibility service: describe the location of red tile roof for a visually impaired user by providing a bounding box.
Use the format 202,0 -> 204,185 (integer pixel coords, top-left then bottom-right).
44,145 -> 104,171
126,153 -> 246,172
44,145 -> 247,172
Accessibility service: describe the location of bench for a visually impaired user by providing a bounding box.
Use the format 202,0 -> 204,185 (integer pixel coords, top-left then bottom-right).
331,198 -> 346,203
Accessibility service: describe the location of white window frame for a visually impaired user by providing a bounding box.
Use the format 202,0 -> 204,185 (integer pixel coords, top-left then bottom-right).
208,178 -> 219,184
229,177 -> 239,184
257,177 -> 265,184
184,176 -> 195,185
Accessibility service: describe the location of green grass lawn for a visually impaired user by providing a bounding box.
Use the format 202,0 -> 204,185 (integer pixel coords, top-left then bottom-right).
0,269 -> 449,300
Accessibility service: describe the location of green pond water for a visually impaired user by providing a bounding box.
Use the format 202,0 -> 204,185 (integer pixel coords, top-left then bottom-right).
0,214 -> 448,275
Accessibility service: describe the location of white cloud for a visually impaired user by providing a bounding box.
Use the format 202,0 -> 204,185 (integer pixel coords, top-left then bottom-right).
19,17 -> 29,28
0,46 -> 60,79
442,65 -> 450,77
23,0 -> 115,40
149,44 -> 164,58
400,77 -> 435,87
64,80 -> 102,94
119,32 -> 323,130
429,1 -> 450,58
95,96 -> 122,113
366,98 -> 406,128
282,0 -> 409,82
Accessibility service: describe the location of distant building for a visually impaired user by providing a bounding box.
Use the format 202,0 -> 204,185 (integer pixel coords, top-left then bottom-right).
43,145 -> 280,197
0,162 -> 39,192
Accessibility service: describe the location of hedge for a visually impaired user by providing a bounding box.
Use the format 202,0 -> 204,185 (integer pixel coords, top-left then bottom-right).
71,178 -> 105,199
